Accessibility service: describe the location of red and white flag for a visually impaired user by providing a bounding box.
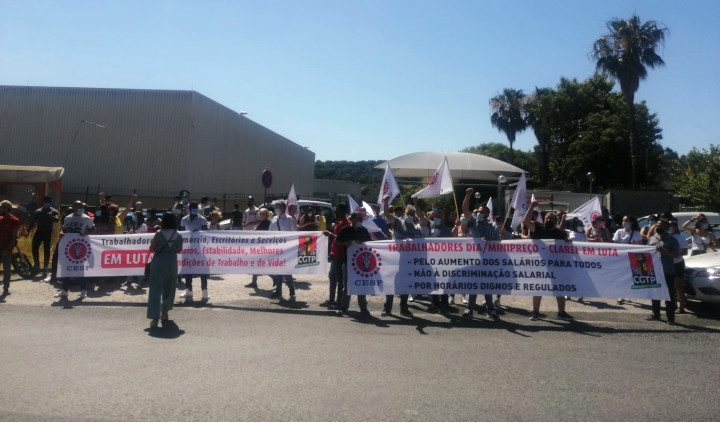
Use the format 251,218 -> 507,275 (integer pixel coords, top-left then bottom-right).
378,164 -> 401,205
411,157 -> 453,199
348,195 -> 381,233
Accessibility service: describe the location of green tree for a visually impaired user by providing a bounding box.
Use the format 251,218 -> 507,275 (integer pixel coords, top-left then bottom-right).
489,88 -> 528,164
672,145 -> 720,212
592,14 -> 669,188
461,143 -> 538,182
522,87 -> 554,186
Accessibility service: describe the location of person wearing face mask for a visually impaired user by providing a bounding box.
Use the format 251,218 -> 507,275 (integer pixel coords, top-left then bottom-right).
646,219 -> 681,324
25,196 -> 60,277
54,201 -> 95,299
298,207 -> 318,231
179,202 -> 209,300
524,201 -> 572,321
640,214 -> 658,244
414,198 -> 452,312
461,188 -> 500,319
612,215 -> 643,244
682,213 -> 718,256
382,194 -> 422,317
334,212 -> 372,317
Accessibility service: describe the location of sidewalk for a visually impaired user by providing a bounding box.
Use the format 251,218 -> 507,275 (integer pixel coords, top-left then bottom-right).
0,271 -> 663,318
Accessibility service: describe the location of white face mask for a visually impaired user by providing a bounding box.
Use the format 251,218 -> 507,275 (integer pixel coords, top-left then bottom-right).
576,226 -> 585,233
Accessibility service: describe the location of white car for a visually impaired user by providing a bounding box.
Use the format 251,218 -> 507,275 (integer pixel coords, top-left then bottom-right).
683,250 -> 720,304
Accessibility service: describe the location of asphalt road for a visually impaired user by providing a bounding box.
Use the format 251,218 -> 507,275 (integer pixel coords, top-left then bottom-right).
1,273 -> 719,421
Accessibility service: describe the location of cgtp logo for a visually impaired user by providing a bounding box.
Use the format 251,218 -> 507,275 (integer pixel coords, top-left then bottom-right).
65,238 -> 93,265
351,246 -> 382,278
296,235 -> 319,268
628,252 -> 660,289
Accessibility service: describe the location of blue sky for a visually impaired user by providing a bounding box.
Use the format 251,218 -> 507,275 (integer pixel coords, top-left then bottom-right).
1,0 -> 717,162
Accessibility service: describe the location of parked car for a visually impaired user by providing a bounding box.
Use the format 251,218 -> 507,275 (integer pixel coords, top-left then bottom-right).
683,250 -> 720,304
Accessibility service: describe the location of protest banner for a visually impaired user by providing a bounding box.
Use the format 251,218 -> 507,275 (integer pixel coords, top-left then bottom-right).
58,231 -> 328,277
346,238 -> 670,300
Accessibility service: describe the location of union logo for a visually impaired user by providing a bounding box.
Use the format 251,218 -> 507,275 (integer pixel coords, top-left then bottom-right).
65,239 -> 93,265
628,252 -> 660,289
351,246 -> 382,278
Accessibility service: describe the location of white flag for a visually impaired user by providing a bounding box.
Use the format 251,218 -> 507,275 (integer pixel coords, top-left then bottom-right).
486,197 -> 494,222
348,195 -> 381,233
510,172 -> 527,231
287,185 -> 298,218
530,193 -> 543,223
378,164 -> 401,206
571,197 -> 602,229
411,157 -> 453,199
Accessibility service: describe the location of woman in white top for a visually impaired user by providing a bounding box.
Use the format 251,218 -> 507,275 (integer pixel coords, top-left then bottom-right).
612,215 -> 643,244
565,218 -> 587,301
207,210 -> 223,230
613,215 -> 643,305
682,214 -> 718,255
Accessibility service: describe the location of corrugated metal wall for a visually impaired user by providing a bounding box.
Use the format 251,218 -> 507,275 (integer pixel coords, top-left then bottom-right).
0,86 -> 315,205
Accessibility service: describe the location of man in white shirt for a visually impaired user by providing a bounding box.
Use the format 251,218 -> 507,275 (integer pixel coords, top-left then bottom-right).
270,201 -> 297,300
243,196 -> 260,230
55,201 -> 95,299
180,202 -> 209,300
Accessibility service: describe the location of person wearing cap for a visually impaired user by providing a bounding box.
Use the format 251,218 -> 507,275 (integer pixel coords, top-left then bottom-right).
646,218 -> 681,324
243,196 -> 260,230
0,200 -> 20,296
334,212 -> 372,317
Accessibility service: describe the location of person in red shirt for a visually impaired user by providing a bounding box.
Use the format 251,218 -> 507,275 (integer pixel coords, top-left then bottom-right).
321,203 -> 350,309
0,200 -> 20,296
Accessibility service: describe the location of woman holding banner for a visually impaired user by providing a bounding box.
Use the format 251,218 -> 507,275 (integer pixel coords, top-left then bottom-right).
147,212 -> 183,328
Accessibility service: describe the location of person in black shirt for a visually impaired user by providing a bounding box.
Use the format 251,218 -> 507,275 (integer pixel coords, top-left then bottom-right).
524,201 -> 572,321
25,196 -> 60,276
335,212 -> 372,317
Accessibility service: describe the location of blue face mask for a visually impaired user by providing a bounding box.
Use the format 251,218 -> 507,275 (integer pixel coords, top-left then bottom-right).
702,223 -> 709,230
173,209 -> 181,215
182,198 -> 189,204
404,215 -> 414,223
131,215 -> 137,222
432,207 -> 438,212
460,217 -> 467,224
44,202 -> 51,208
622,221 -> 630,229
95,210 -> 102,217
190,209 -> 199,215
433,218 -> 441,226
209,202 -> 215,207
76,208 -> 84,215
668,226 -> 675,234
475,213 -> 485,222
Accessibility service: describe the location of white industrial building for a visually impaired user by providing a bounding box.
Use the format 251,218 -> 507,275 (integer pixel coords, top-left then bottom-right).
0,85 -> 315,209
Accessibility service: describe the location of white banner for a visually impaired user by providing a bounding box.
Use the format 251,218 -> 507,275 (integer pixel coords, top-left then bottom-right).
347,239 -> 670,300
58,231 -> 328,277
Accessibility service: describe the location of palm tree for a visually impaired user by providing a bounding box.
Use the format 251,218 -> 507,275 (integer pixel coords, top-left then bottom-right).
522,87 -> 553,186
591,14 -> 668,188
490,88 -> 528,164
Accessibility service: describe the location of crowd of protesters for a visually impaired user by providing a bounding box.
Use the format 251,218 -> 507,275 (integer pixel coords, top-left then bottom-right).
1,189 -> 716,328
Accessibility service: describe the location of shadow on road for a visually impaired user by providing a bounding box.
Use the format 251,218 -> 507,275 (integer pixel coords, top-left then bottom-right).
145,320 -> 185,339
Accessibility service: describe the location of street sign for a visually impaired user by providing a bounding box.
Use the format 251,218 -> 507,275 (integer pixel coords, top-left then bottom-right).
261,169 -> 273,189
